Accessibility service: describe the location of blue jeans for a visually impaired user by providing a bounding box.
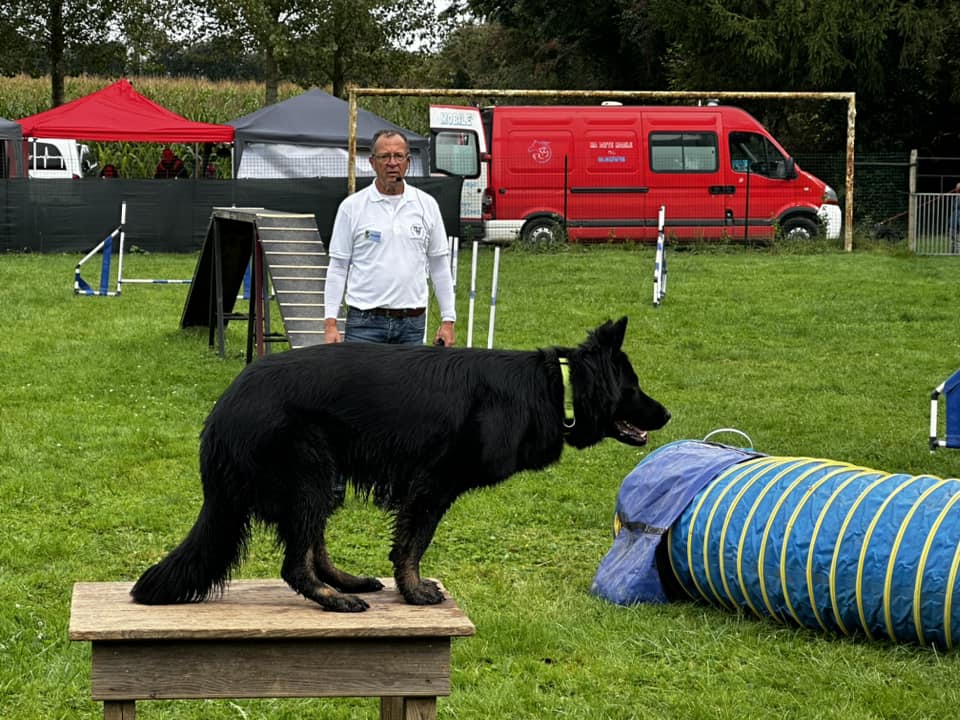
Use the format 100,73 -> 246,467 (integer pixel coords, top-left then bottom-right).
345,307 -> 426,345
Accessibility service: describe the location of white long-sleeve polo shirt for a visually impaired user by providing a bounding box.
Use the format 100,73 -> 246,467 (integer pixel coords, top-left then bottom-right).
325,182 -> 455,320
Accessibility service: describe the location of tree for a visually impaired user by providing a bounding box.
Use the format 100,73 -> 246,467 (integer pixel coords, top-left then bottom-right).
453,0 -> 667,90
0,14 -> 44,76
429,21 -> 576,90
0,0 -> 119,106
111,0 -> 201,76
639,0 -> 960,152
152,37 -> 263,80
197,0 -> 445,104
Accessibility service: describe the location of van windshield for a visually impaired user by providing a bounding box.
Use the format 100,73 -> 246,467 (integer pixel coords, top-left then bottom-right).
432,130 -> 480,178
729,132 -> 789,179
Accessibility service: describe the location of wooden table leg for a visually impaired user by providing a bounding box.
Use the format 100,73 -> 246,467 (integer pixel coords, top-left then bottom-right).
103,700 -> 135,719
380,696 -> 436,720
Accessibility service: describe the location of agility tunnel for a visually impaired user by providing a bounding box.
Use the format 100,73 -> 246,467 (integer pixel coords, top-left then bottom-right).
592,439 -> 960,648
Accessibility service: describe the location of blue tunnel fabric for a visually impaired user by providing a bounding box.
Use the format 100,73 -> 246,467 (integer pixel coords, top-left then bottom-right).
595,440 -> 960,649
591,440 -> 763,605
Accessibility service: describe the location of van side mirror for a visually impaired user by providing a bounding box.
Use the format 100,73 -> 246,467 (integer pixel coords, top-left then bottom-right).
784,157 -> 797,179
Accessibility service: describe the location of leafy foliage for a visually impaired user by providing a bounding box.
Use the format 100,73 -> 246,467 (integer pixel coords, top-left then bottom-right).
0,0 -> 120,105
457,0 -> 666,89
1,0 -> 959,155
641,0 -> 960,152
196,0 -> 442,101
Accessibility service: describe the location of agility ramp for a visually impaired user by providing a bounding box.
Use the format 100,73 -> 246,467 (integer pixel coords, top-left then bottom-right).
592,439 -> 960,649
181,207 -> 333,357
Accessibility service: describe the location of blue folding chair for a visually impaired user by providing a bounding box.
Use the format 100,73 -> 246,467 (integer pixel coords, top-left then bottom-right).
930,369 -> 960,450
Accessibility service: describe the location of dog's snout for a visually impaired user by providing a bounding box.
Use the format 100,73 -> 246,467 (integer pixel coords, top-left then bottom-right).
656,406 -> 671,428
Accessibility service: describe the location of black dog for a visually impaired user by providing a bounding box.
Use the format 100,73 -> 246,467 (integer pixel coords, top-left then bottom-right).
131,317 -> 670,612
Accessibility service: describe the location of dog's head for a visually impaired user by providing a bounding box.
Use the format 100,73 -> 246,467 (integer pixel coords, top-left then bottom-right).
565,317 -> 670,449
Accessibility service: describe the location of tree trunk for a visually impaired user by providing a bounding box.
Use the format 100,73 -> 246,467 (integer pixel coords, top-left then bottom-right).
332,45 -> 344,99
263,44 -> 279,106
49,0 -> 65,107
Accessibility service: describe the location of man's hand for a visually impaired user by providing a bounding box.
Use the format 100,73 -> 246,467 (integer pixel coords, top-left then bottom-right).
435,320 -> 455,347
324,318 -> 342,344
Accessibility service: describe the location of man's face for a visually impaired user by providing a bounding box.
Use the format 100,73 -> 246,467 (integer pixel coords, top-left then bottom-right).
370,134 -> 409,193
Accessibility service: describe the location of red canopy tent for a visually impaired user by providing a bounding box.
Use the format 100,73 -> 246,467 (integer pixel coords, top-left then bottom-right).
17,78 -> 234,143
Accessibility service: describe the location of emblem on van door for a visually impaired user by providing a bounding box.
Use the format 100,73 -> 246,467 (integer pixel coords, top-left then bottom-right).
528,140 -> 553,164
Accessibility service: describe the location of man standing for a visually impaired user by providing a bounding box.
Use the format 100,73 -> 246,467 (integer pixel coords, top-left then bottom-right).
323,130 -> 456,346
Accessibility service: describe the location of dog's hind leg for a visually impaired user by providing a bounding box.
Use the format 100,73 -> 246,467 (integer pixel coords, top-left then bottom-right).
278,517 -> 372,612
311,538 -> 384,594
389,494 -> 453,606
273,454 -> 373,611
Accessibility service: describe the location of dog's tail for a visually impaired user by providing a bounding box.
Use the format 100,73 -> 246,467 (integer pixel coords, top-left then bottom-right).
130,497 -> 250,605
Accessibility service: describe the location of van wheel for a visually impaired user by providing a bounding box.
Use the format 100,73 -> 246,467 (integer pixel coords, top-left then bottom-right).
779,216 -> 820,241
520,218 -> 564,247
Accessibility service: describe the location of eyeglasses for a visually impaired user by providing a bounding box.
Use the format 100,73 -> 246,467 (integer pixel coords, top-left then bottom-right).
373,152 -> 409,162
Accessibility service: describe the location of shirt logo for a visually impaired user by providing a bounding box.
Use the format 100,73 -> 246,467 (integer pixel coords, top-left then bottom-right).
365,229 -> 382,243
411,224 -> 423,236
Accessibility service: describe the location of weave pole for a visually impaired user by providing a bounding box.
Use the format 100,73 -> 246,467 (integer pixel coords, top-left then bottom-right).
653,205 -> 667,307
486,246 -> 501,349
466,240 -> 479,348
425,236 -> 461,345
450,236 -> 460,294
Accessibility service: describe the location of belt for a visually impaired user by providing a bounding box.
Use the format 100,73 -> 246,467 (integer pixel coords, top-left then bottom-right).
351,306 -> 426,318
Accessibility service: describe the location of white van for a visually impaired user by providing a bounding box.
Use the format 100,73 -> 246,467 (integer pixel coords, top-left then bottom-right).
27,138 -> 97,179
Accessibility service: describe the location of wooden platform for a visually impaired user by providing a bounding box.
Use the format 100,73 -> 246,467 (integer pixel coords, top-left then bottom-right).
70,579 -> 475,719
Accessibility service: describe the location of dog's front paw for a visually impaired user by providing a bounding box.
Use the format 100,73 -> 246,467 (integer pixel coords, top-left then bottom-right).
401,579 -> 444,605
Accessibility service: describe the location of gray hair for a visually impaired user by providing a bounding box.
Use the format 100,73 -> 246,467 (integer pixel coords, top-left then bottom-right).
371,129 -> 409,151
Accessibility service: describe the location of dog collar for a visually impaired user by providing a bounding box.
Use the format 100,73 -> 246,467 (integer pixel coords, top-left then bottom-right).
559,357 -> 575,430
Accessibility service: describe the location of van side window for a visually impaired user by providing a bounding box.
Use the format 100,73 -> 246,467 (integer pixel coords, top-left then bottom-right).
649,132 -> 718,173
432,130 -> 480,178
729,132 -> 788,179
29,141 -> 66,171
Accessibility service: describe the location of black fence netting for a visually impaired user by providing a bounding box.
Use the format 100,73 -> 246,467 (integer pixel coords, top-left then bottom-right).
795,151 -> 911,234
0,177 -> 463,254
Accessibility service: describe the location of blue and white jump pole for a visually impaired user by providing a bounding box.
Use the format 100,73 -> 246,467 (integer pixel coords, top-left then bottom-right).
74,201 -> 193,296
74,202 -> 127,296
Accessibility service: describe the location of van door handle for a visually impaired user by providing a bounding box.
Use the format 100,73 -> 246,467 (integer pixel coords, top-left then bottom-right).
709,185 -> 736,195
499,188 -> 507,194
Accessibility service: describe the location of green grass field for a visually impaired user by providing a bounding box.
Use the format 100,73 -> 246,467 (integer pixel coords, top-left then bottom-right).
2,243 -> 960,718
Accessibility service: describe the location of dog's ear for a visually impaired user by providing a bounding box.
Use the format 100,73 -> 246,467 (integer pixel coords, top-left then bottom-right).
595,317 -> 628,350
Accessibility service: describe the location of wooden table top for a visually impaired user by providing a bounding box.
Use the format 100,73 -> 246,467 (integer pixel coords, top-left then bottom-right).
70,579 -> 476,642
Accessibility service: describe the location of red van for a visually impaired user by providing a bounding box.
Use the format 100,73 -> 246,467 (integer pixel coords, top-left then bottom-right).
430,103 -> 841,243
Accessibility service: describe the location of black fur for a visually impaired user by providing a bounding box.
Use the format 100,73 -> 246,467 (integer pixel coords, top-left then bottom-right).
131,317 -> 670,611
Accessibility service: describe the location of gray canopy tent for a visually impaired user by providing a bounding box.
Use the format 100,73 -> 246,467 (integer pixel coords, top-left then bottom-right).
0,116 -> 25,177
228,89 -> 429,179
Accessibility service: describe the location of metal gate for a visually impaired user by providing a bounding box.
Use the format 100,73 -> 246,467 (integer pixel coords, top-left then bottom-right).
913,191 -> 960,255
910,152 -> 960,255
